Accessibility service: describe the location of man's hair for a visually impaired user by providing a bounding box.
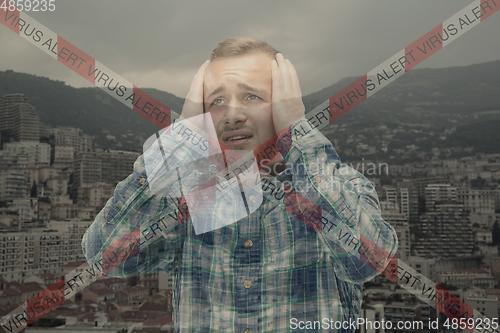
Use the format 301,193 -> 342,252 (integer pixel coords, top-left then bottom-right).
210,37 -> 279,60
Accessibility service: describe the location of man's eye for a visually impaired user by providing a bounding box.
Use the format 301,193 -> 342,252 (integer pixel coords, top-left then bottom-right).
211,98 -> 225,105
247,94 -> 261,101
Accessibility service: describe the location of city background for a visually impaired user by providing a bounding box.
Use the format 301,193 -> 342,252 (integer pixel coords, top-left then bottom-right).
0,58 -> 500,333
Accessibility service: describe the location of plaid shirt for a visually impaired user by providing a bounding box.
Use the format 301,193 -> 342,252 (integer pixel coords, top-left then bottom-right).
82,118 -> 398,333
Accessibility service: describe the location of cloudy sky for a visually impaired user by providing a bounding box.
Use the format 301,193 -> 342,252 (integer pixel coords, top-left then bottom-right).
1,1 -> 499,98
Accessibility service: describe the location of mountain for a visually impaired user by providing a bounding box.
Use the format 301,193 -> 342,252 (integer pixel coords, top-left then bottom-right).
303,60 -> 500,161
1,60 -> 499,159
0,70 -> 184,151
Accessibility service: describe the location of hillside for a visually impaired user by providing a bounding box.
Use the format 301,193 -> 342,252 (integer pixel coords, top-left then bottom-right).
304,60 -> 500,162
1,60 -> 499,160
0,70 -> 184,151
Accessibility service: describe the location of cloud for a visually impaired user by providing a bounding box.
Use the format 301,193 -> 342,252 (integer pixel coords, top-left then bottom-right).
1,0 -> 499,98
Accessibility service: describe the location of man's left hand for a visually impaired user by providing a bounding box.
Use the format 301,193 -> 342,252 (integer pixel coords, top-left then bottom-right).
271,53 -> 306,133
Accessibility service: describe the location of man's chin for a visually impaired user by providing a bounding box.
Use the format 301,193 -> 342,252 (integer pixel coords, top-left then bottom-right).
219,145 -> 256,165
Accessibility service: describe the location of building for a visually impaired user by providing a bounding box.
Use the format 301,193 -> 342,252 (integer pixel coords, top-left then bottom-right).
46,177 -> 68,196
474,228 -> 493,244
24,272 -> 59,287
78,182 -> 114,208
464,290 -> 499,320
3,142 -> 51,167
424,184 -> 457,210
82,288 -> 116,303
72,152 -> 102,201
0,168 -> 27,201
0,93 -> 47,142
159,272 -> 174,291
413,204 -> 473,258
9,198 -> 38,224
90,277 -> 128,292
128,272 -> 159,295
385,186 -> 398,205
495,185 -> 500,211
394,179 -> 420,223
73,152 -> 102,186
399,187 -> 410,219
52,144 -> 75,167
406,256 -> 438,280
0,150 -> 29,168
51,204 -> 95,221
381,206 -> 410,261
384,302 -> 434,333
363,286 -> 439,333
73,150 -> 139,202
49,127 -> 93,152
357,303 -> 385,333
100,150 -> 140,184
38,166 -> 66,183
435,269 -> 495,290
457,188 -> 496,214
0,221 -> 91,283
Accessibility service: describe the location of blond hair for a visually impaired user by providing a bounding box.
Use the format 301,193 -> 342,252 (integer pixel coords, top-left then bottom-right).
210,37 -> 279,60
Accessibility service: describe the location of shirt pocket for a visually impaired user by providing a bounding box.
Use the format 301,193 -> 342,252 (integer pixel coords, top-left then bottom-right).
264,216 -> 322,271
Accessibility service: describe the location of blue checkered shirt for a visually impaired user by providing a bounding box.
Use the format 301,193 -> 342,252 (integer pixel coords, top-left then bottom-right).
82,118 -> 398,332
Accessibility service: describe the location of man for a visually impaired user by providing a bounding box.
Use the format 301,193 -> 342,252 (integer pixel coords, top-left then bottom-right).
82,37 -> 398,332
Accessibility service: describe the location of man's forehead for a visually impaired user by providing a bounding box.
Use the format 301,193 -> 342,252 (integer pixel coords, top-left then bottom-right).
206,83 -> 265,99
205,53 -> 273,76
203,54 -> 273,97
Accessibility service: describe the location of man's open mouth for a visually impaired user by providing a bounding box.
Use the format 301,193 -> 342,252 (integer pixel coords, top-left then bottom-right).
221,130 -> 254,145
226,135 -> 253,141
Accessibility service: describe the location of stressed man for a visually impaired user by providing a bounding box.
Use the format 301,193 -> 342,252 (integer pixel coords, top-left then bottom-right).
82,37 -> 398,333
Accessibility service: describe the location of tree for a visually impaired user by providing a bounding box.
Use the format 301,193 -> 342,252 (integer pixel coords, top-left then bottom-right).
30,181 -> 38,198
471,177 -> 487,189
493,221 -> 500,245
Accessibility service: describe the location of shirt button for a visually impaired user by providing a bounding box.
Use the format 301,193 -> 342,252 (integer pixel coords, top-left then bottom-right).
175,134 -> 183,142
139,178 -> 147,185
245,239 -> 253,248
314,176 -> 322,184
248,195 -> 256,204
291,135 -> 299,142
244,281 -> 252,289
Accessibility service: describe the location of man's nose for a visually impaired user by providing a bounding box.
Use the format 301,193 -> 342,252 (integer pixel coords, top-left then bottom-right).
223,100 -> 247,125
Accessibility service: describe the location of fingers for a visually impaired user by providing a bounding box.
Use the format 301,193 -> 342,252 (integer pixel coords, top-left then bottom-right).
273,54 -> 301,98
186,60 -> 210,104
271,53 -> 305,133
276,53 -> 293,94
181,60 -> 210,120
285,59 -> 302,97
271,59 -> 282,100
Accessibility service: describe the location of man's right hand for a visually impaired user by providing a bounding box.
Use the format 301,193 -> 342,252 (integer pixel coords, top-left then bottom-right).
179,60 -> 210,121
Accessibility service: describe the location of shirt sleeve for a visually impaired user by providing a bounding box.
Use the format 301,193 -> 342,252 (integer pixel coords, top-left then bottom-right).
81,120 -> 212,278
276,117 -> 398,284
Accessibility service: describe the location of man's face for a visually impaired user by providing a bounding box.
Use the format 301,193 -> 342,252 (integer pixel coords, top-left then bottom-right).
203,53 -> 276,152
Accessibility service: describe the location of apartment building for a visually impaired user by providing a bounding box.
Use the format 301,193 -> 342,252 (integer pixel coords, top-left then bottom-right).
0,220 -> 92,283
49,126 -> 93,152
0,93 -> 47,142
457,188 -> 496,213
414,204 -> 473,258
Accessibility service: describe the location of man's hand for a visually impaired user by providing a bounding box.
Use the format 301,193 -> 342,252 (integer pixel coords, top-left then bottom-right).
179,60 -> 210,121
271,53 -> 305,133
